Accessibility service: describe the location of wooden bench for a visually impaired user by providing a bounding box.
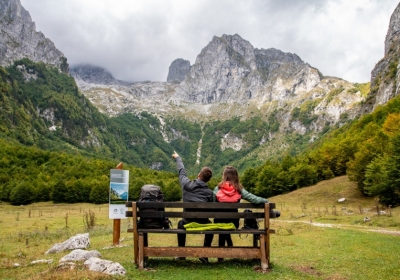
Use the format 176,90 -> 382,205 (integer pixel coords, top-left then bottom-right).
125,201 -> 278,271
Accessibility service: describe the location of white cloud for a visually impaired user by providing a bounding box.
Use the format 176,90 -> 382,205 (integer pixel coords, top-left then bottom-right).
20,0 -> 399,83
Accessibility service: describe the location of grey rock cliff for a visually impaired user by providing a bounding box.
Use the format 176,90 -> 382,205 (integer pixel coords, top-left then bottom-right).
385,2 -> 400,56
0,0 -> 68,72
167,58 -> 190,83
367,2 -> 400,113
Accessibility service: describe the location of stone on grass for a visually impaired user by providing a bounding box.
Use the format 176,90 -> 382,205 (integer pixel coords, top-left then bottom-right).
102,245 -> 128,250
84,257 -> 126,276
31,259 -> 53,265
59,249 -> 101,263
57,261 -> 76,270
45,233 -> 90,254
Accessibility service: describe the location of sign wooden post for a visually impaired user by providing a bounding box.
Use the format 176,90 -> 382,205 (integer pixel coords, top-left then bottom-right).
113,162 -> 123,246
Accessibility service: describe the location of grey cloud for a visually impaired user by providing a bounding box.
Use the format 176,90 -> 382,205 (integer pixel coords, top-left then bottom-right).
21,0 -> 399,83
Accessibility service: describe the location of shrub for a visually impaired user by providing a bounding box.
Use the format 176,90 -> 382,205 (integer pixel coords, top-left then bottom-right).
163,182 -> 182,202
10,181 -> 34,205
89,180 -> 109,204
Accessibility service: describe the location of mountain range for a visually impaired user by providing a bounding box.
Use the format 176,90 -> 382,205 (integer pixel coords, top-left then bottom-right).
1,0 -> 400,175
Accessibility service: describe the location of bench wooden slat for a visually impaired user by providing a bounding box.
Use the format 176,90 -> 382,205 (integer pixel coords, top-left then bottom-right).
126,211 -> 266,219
127,228 -> 276,234
144,246 -> 260,259
138,229 -> 265,234
129,201 -> 275,209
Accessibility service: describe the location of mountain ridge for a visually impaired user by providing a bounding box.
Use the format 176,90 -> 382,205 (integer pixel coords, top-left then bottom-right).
73,34 -> 365,136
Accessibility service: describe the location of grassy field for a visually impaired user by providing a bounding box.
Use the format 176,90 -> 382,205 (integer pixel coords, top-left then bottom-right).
0,176 -> 399,279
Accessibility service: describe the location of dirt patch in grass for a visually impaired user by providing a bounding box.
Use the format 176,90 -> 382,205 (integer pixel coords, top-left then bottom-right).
368,229 -> 400,235
291,265 -> 322,276
325,273 -> 349,280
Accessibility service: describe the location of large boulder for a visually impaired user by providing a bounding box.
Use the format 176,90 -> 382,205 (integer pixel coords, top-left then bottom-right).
84,257 -> 126,276
45,233 -> 90,254
59,249 -> 101,262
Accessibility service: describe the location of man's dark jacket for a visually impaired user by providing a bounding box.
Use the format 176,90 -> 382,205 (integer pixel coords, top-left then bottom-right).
175,156 -> 212,223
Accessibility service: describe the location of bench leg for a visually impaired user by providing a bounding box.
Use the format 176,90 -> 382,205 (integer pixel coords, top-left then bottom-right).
134,232 -> 138,265
259,234 -> 268,271
266,230 -> 270,267
132,203 -> 139,265
138,232 -> 144,270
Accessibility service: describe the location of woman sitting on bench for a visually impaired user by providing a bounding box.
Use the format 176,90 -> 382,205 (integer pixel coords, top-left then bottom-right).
213,166 -> 268,261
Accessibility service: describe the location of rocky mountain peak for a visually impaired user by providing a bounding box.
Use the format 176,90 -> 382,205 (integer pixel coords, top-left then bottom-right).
166,58 -> 191,83
171,33 -> 321,104
70,64 -> 135,88
0,0 -> 68,72
71,64 -> 117,85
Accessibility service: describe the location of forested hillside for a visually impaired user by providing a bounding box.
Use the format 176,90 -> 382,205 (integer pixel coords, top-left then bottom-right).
0,138 -> 182,205
242,96 -> 400,206
0,59 -> 322,175
0,59 -> 186,172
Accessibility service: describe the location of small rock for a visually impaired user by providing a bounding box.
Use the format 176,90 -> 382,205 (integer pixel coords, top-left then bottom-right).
31,259 -> 53,265
102,245 -> 128,250
57,262 -> 76,270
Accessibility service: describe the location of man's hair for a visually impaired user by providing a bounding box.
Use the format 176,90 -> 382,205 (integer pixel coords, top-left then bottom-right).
199,167 -> 212,183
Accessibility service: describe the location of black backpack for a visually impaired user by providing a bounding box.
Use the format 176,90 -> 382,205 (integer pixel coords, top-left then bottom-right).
137,185 -> 171,229
243,209 -> 259,229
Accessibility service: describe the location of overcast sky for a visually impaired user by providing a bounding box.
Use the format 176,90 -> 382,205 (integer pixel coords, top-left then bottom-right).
20,0 -> 399,83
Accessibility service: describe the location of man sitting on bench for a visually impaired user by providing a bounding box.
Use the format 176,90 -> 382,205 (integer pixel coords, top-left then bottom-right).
172,151 -> 213,263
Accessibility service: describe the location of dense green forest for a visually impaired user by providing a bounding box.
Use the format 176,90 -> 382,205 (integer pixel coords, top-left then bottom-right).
0,138 -> 183,205
241,96 -> 400,206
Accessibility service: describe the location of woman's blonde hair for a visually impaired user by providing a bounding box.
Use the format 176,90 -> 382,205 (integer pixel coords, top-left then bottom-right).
218,166 -> 243,192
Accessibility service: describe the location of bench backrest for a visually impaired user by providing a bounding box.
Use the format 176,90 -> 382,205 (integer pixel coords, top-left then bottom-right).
126,202 -> 277,221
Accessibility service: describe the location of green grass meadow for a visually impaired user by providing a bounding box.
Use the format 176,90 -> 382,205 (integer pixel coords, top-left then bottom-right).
0,176 -> 399,279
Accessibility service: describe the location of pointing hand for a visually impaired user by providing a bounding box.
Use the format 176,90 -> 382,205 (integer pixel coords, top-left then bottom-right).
172,151 -> 179,159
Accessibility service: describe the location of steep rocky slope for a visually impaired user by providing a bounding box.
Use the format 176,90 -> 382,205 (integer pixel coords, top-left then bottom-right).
365,2 -> 400,113
0,0 -> 68,72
